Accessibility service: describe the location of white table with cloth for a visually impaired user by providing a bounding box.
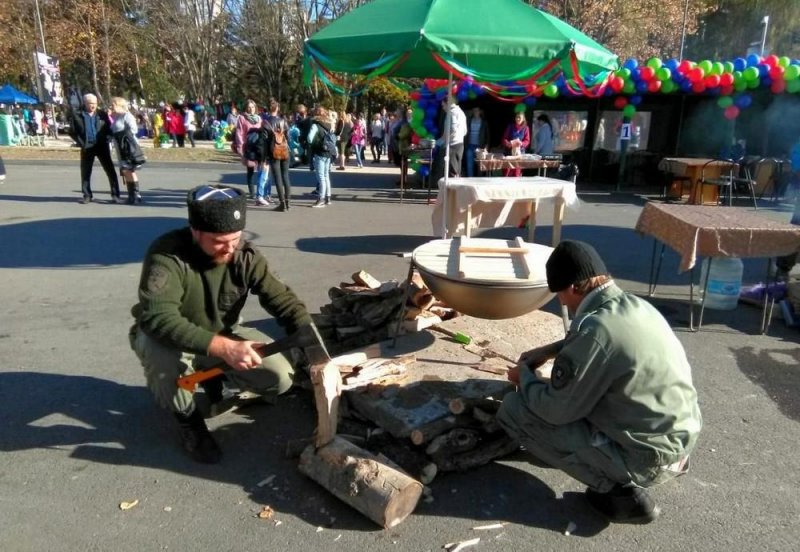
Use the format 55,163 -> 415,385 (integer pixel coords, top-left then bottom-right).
431,176 -> 579,246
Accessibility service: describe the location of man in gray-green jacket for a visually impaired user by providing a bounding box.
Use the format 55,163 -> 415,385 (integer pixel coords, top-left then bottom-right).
497,240 -> 702,524
130,185 -> 312,464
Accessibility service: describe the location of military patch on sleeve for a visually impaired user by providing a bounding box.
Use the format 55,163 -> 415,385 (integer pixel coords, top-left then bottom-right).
146,265 -> 169,294
550,355 -> 576,390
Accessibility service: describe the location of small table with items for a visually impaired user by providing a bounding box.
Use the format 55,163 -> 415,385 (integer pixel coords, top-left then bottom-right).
432,176 -> 579,246
476,154 -> 562,177
635,201 -> 800,332
658,157 -> 736,205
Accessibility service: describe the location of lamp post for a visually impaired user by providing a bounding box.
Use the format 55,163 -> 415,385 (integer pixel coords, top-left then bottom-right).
760,15 -> 770,57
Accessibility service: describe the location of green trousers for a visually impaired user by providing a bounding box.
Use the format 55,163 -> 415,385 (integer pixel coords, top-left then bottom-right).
497,392 -> 685,493
130,325 -> 295,416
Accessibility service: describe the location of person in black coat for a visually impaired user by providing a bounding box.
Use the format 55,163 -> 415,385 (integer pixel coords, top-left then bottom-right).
69,93 -> 121,204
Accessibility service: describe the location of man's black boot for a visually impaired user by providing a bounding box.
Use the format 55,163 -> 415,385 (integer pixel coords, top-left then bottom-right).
585,484 -> 660,524
126,183 -> 136,205
174,410 -> 222,464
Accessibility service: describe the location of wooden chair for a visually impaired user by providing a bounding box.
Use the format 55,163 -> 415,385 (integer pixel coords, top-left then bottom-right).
661,158 -> 692,202
696,158 -> 738,206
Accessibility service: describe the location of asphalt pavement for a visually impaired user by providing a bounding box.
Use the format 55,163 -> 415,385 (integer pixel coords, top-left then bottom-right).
0,159 -> 798,551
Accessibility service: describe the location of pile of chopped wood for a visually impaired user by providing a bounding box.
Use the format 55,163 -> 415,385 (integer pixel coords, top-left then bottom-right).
313,270 -> 456,356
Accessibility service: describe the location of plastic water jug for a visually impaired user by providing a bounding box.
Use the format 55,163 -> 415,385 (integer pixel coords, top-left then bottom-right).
699,257 -> 743,310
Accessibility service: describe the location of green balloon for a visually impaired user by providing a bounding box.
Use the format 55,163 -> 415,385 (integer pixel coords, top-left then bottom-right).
784,65 -> 800,81
711,62 -> 725,76
779,56 -> 791,68
744,67 -> 760,81
734,79 -> 748,92
698,60 -> 713,74
746,77 -> 760,89
787,79 -> 800,93
646,57 -> 662,70
661,80 -> 676,93
543,84 -> 559,97
623,80 -> 635,94
717,96 -> 733,108
723,61 -> 735,74
656,67 -> 671,81
622,105 -> 636,118
732,70 -> 744,84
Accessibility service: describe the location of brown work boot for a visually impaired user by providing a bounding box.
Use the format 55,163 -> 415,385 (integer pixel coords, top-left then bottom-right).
585,484 -> 660,524
174,410 -> 222,464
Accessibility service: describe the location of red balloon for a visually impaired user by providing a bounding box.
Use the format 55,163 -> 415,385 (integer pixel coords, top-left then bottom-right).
769,65 -> 785,79
720,85 -> 734,96
614,96 -> 628,109
689,68 -> 705,83
409,91 -> 420,100
705,74 -> 721,88
610,76 -> 624,92
647,79 -> 662,92
719,73 -> 734,87
678,60 -> 693,74
411,134 -> 420,144
724,106 -> 740,120
640,67 -> 655,81
692,81 -> 706,93
772,79 -> 786,93
764,55 -> 780,67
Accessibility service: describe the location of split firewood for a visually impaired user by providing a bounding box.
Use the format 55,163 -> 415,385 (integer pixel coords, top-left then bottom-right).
434,436 -> 519,473
469,360 -> 511,376
363,375 -> 410,396
352,270 -> 382,289
409,414 -> 475,446
342,364 -> 407,390
425,428 -> 481,457
448,397 -> 504,416
403,313 -> 443,333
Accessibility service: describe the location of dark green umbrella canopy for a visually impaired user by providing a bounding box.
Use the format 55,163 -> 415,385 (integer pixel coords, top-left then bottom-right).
304,0 -> 618,86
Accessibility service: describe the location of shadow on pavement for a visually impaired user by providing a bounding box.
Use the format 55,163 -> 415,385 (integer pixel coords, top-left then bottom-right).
296,234 -> 431,257
732,345 -> 800,422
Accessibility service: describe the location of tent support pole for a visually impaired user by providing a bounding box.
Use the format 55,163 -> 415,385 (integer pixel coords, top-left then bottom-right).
441,72 -> 453,239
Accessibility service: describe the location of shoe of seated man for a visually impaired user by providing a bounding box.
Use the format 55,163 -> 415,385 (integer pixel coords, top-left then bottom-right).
585,484 -> 660,524
174,410 -> 222,464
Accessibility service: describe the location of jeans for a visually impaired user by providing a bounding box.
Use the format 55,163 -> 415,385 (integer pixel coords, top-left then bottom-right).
268,158 -> 291,204
256,164 -> 272,199
465,143 -> 479,177
352,144 -> 363,167
313,155 -> 332,199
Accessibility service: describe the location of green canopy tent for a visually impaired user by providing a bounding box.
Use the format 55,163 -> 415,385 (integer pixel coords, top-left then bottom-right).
304,0 -> 618,236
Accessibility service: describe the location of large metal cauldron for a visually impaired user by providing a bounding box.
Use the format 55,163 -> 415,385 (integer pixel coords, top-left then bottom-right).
413,238 -> 555,320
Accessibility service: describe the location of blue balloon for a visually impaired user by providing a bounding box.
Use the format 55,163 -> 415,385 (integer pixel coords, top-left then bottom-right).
457,90 -> 468,101
735,94 -> 753,108
630,68 -> 642,82
418,165 -> 430,177
680,80 -> 693,92
635,80 -> 648,92
604,86 -> 614,96
733,58 -> 747,71
761,76 -> 772,87
623,58 -> 639,70
665,59 -> 679,71
758,64 -> 769,77
746,54 -> 761,67
524,97 -> 537,106
707,86 -> 721,96
435,89 -> 447,101
630,95 -> 642,106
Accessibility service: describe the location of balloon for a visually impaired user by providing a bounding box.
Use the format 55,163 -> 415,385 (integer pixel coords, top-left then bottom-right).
617,68 -> 632,79
661,81 -> 677,94
711,62 -> 725,76
743,67 -> 760,81
787,79 -> 800,93
764,54 -> 780,67
409,91 -> 420,100
735,94 -> 752,108
623,58 -> 639,70
635,80 -> 648,92
746,54 -> 761,67
705,75 -> 720,88
665,59 -> 679,71
646,57 -> 662,69
717,96 -> 733,108
640,66 -> 655,81
622,105 -> 636,118
769,65 -> 785,79
623,80 -> 636,94
733,58 -> 747,71
418,165 -> 430,177
680,80 -> 693,92
543,84 -> 559,97
647,79 -> 662,93
734,79 -> 748,92
656,67 -> 672,81
719,73 -> 734,87
691,81 -> 706,93
678,60 -> 693,74
629,95 -> 642,106
771,79 -> 786,93
746,77 -> 761,89
609,76 -> 624,92
723,62 -> 735,74
698,60 -> 713,74
514,103 -> 526,113
614,96 -> 628,109
524,96 -> 537,106
720,85 -> 734,96
689,68 -> 705,83
723,106 -> 740,120
785,65 -> 800,81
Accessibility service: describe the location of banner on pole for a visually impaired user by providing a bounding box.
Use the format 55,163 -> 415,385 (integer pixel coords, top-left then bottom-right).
34,52 -> 64,105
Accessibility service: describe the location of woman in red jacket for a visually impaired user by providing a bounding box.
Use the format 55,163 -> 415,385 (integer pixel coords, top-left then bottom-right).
502,112 -> 530,177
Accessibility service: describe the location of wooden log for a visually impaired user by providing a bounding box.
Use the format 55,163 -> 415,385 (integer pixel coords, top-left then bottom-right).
448,398 -> 467,415
352,270 -> 382,289
298,437 -> 423,528
434,436 -> 519,473
409,414 -> 474,446
425,428 -> 481,457
311,360 -> 343,448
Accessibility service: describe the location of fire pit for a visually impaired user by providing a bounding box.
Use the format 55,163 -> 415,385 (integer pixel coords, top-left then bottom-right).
412,237 -> 555,319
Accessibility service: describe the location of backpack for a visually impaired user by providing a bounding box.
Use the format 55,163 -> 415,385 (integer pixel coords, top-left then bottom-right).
244,127 -> 263,162
271,120 -> 289,160
312,123 -> 338,160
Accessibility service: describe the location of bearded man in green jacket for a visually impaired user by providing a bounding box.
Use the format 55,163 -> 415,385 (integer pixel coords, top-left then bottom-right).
130,185 -> 312,464
498,240 -> 702,524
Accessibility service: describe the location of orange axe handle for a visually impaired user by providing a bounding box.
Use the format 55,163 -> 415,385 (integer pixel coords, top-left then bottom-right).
177,367 -> 225,393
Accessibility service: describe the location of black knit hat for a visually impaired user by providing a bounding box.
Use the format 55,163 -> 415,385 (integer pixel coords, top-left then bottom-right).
187,185 -> 247,233
546,240 -> 608,292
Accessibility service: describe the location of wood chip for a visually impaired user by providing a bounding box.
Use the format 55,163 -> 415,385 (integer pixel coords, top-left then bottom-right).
256,475 -> 276,487
257,505 -> 275,519
472,522 -> 506,530
444,537 -> 480,552
119,499 -> 139,510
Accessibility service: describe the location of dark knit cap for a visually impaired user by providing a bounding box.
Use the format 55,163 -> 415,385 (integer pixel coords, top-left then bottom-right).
187,185 -> 247,233
545,240 -> 608,292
